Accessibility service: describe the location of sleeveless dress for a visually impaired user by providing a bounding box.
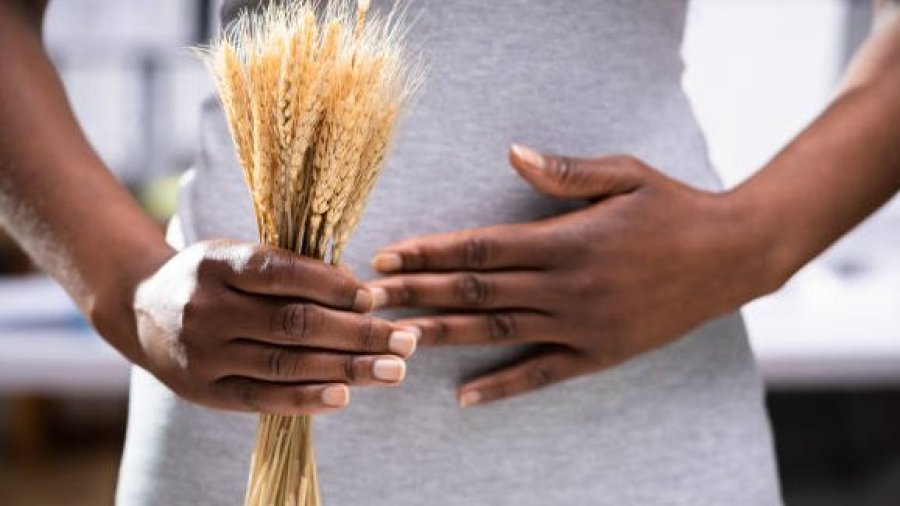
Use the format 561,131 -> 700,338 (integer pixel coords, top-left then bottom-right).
116,1 -> 783,504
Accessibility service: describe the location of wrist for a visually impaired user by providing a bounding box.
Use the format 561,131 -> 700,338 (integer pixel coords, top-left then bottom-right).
724,180 -> 797,299
88,237 -> 175,367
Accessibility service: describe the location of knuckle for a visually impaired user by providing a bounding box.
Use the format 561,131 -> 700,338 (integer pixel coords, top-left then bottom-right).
267,348 -> 306,380
485,313 -> 516,341
196,245 -> 233,280
491,381 -> 509,402
180,295 -> 215,338
525,363 -> 555,389
267,348 -> 305,379
272,303 -> 318,343
254,251 -> 280,283
611,154 -> 646,177
463,236 -> 491,269
397,248 -> 426,271
357,316 -> 378,351
234,380 -> 261,411
342,356 -> 357,383
333,274 -> 358,309
291,388 -> 314,408
549,156 -> 575,187
567,271 -> 597,298
556,225 -> 590,254
395,280 -> 416,305
247,248 -> 301,288
431,319 -> 450,344
196,256 -> 220,281
455,274 -> 492,308
181,297 -> 201,326
267,348 -> 285,377
619,154 -> 643,170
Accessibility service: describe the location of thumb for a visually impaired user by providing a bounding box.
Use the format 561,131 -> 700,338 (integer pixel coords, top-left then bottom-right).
509,144 -> 649,200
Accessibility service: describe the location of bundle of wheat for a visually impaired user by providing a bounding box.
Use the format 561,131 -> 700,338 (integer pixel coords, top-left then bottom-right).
201,1 -> 421,504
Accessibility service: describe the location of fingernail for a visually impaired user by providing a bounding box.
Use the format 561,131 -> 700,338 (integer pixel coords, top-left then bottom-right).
373,358 -> 406,382
352,288 -> 373,312
459,390 -> 481,408
511,144 -> 546,170
322,385 -> 349,407
369,286 -> 388,309
372,252 -> 403,273
389,330 -> 417,357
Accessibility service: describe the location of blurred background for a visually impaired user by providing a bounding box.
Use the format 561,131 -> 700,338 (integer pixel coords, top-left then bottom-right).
0,0 -> 898,504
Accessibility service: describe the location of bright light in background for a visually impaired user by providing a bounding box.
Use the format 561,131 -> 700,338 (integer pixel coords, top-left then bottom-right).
17,0 -> 900,390
44,0 -> 210,182
684,0 -> 900,387
683,0 -> 846,187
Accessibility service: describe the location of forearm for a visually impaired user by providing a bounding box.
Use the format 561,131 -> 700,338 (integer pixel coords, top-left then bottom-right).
734,10 -> 900,290
0,2 -> 173,362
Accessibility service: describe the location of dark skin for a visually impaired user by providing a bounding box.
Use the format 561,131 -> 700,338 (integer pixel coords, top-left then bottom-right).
367,151 -> 765,407
1,1 -> 899,414
367,7 -> 900,407
0,0 -> 416,415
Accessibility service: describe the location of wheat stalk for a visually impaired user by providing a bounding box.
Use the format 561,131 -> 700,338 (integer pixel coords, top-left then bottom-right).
201,1 -> 421,504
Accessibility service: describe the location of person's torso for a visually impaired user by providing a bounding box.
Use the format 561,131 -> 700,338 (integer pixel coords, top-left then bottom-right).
116,2 -> 782,504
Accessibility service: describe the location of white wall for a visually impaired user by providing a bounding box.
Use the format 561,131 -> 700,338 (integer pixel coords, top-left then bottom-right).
684,0 -> 900,386
44,0 -> 212,181
683,0 -> 846,186
39,0 -> 900,384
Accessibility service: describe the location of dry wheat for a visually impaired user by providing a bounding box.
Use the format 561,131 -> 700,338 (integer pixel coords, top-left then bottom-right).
201,1 -> 421,504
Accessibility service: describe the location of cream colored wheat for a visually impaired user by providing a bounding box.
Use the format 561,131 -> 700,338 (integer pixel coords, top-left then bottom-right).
202,1 -> 420,504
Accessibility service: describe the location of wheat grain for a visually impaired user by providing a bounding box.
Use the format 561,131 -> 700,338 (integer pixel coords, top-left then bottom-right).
202,1 -> 422,504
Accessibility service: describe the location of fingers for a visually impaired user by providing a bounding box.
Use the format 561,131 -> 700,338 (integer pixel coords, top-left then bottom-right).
368,271 -> 548,311
509,144 -> 648,200
222,341 -> 407,385
206,243 -> 372,312
230,295 -> 418,357
457,347 -> 584,408
371,223 -> 552,274
396,312 -> 557,346
212,377 -> 350,416
368,149 -> 656,275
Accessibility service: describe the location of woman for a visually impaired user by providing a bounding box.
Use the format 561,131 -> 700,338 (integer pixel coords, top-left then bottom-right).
1,0 -> 898,504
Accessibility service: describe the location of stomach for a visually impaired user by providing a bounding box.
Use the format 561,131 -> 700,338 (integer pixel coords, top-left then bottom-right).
123,2 -> 782,503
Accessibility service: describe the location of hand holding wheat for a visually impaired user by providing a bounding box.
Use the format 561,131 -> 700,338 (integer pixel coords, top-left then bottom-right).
133,239 -> 415,412
198,0 -> 422,504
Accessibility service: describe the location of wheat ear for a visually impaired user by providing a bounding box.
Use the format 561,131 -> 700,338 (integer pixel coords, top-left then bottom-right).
202,1 -> 423,504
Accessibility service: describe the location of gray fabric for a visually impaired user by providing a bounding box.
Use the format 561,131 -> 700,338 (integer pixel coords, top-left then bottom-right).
116,1 -> 783,504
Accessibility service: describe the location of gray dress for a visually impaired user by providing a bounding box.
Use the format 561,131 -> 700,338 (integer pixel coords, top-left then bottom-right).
116,1 -> 783,504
